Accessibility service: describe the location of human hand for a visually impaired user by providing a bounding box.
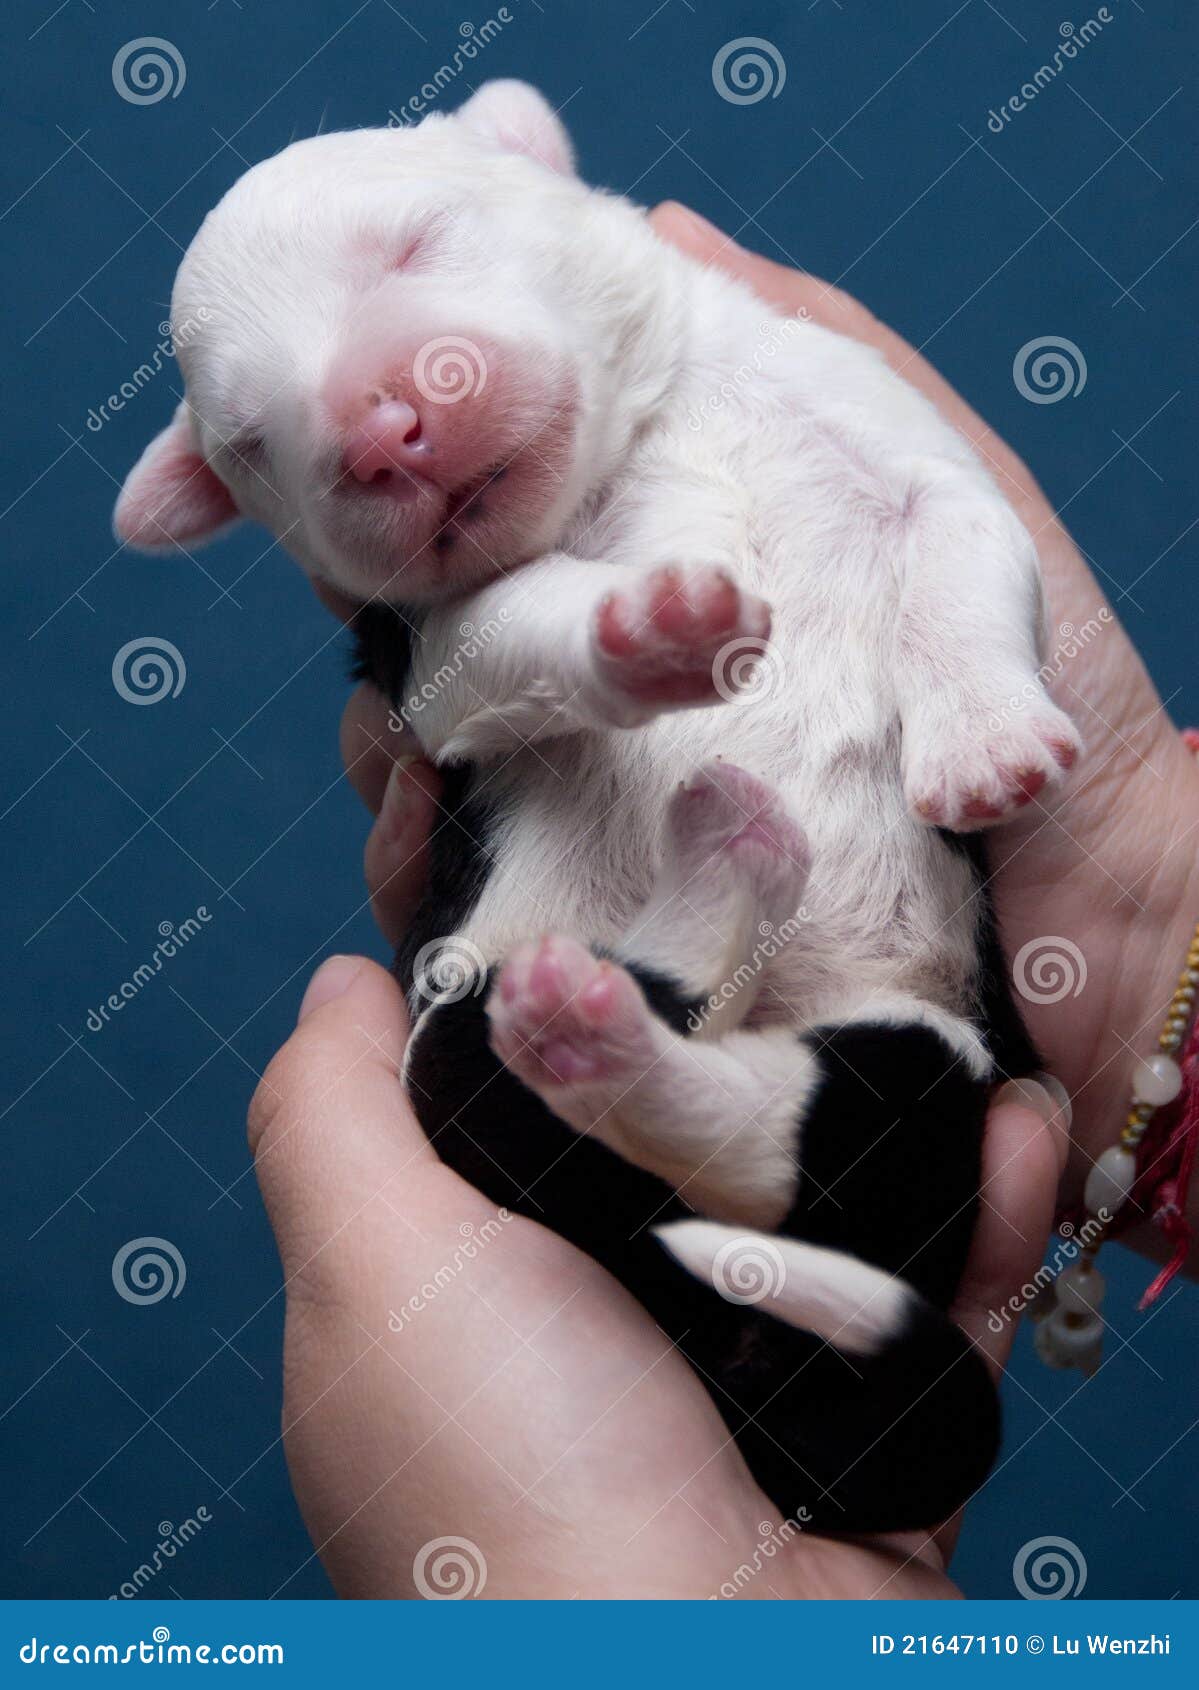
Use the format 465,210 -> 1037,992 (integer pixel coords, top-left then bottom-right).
643,206 -> 1199,1246
250,953 -> 1063,1598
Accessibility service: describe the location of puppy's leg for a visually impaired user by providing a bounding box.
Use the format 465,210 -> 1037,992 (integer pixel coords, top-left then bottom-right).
488,935 -> 816,1229
618,760 -> 810,1037
406,556 -> 772,762
893,475 -> 1081,830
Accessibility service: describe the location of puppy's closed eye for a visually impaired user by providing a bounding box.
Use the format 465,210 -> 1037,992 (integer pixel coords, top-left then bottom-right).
224,430 -> 269,471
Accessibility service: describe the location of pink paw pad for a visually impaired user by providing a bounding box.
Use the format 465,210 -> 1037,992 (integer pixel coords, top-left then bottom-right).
593,565 -> 772,708
489,935 -> 652,1090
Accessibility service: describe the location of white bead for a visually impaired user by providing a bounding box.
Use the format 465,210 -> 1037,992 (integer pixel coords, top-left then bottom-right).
1084,1144 -> 1137,1218
1056,1261 -> 1106,1314
1035,1307 -> 1104,1371
1131,1052 -> 1183,1107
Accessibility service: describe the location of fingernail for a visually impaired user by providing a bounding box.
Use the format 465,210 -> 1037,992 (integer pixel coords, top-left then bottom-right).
379,754 -> 421,845
1035,1071 -> 1073,1130
993,1077 -> 1057,1124
298,955 -> 364,1023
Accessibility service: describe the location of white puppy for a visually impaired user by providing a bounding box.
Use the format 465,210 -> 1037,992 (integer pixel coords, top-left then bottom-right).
117,82 -> 1078,1532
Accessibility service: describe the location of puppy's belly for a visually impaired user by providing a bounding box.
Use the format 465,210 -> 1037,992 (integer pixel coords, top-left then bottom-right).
452,706 -> 980,1023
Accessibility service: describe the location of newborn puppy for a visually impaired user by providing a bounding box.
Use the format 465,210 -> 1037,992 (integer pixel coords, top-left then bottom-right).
116,81 -> 1079,1533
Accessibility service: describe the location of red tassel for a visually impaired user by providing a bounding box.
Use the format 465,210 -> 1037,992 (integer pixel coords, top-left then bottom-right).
1136,1034 -> 1199,1308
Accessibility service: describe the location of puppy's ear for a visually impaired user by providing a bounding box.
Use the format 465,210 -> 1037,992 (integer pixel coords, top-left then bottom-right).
114,403 -> 239,552
456,80 -> 575,176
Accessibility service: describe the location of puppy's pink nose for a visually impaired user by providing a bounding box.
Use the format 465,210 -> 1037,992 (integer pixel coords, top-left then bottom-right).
342,399 -> 430,486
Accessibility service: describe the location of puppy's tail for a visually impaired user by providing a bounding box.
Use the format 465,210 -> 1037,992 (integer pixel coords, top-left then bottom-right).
655,1220 -> 999,1532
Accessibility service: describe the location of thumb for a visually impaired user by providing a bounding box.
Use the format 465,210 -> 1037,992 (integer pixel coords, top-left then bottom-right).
248,956 -> 465,1298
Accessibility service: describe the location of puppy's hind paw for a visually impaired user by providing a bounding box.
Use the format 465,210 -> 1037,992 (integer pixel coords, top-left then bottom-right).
488,935 -> 658,1092
905,698 -> 1080,831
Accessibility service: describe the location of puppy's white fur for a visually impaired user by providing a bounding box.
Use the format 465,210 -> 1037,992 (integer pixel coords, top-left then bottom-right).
118,82 -> 1077,1224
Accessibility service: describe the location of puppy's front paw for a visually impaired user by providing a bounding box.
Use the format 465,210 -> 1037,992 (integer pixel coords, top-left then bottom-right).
905,697 -> 1080,831
588,564 -> 772,722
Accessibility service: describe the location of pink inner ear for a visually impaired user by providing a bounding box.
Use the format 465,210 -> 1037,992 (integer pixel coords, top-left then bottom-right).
115,423 -> 238,551
459,81 -> 575,177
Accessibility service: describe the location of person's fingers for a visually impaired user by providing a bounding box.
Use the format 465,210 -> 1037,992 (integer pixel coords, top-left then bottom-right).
363,754 -> 441,946
250,959 -> 446,1287
950,1081 -> 1070,1382
339,681 -> 403,814
311,576 -> 363,624
338,681 -> 441,942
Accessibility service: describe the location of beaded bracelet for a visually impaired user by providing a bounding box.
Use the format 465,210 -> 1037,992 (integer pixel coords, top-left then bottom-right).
1034,737 -> 1199,1374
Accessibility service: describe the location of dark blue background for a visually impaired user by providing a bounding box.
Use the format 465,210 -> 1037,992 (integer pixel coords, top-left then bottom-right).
2,0 -> 1196,1601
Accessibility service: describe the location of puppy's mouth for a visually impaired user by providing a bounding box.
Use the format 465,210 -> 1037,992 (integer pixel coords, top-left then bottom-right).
438,461 -> 510,534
